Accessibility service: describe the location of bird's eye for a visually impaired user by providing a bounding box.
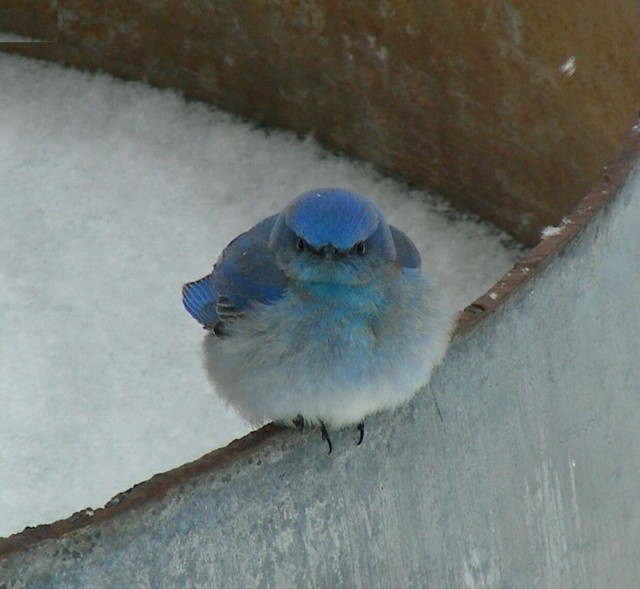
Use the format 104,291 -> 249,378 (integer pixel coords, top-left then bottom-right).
295,237 -> 307,252
355,241 -> 366,255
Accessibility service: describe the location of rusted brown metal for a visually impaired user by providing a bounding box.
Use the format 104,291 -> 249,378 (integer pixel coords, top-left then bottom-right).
2,1 -> 639,244
0,0 -> 57,41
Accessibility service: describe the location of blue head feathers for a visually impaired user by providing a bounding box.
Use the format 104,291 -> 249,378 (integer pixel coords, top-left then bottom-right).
268,188 -> 399,286
286,188 -> 381,251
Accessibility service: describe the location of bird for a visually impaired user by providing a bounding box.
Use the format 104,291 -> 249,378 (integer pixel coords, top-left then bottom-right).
182,188 -> 453,453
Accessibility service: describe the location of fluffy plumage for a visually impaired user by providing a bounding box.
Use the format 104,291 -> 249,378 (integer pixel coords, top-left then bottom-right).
183,188 -> 453,443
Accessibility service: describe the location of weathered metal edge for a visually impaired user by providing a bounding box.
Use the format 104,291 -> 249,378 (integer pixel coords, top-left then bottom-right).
457,121 -> 640,332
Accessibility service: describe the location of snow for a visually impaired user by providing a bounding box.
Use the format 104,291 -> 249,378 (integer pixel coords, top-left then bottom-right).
559,56 -> 577,78
0,32 -> 44,43
541,225 -> 563,239
541,217 -> 574,239
0,53 -> 523,537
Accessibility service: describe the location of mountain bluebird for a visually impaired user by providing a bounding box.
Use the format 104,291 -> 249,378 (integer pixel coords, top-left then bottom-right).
183,188 -> 453,452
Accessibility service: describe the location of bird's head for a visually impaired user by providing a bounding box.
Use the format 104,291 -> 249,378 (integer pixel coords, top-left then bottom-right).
269,188 -> 397,286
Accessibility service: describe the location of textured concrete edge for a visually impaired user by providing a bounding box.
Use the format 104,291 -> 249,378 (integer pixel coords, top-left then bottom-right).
1,122 -> 638,562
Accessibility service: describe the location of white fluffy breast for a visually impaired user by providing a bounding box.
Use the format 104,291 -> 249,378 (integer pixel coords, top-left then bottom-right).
202,270 -> 453,429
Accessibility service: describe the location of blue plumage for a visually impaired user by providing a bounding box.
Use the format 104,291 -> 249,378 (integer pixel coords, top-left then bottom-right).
183,188 -> 453,451
390,226 -> 421,270
182,274 -> 218,328
182,215 -> 287,328
286,188 -> 380,250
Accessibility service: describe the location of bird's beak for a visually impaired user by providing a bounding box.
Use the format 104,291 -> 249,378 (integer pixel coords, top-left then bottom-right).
321,245 -> 339,260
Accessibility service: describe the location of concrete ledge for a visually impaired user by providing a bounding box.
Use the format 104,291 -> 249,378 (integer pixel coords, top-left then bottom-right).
1,128 -> 639,588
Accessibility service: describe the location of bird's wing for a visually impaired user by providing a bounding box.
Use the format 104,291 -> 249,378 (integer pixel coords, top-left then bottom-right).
182,214 -> 287,330
390,225 -> 421,269
182,274 -> 219,328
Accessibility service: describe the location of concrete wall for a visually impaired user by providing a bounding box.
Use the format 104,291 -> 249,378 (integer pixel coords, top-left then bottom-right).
1,132 -> 639,588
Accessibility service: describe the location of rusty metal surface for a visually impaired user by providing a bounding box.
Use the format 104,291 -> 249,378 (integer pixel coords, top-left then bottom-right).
0,0 -> 57,41
2,1 -> 639,244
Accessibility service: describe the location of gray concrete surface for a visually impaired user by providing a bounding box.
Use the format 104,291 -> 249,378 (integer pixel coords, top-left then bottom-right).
2,163 -> 640,587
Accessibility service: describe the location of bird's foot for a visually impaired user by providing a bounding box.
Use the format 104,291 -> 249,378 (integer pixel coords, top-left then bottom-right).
320,421 -> 332,454
356,422 -> 365,446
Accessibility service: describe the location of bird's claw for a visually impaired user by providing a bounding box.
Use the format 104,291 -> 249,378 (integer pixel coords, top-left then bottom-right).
293,415 -> 304,433
320,421 -> 332,454
356,422 -> 365,446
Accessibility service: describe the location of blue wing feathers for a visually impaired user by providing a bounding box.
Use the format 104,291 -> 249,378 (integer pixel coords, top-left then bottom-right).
390,226 -> 421,269
182,275 -> 219,328
182,214 -> 287,328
